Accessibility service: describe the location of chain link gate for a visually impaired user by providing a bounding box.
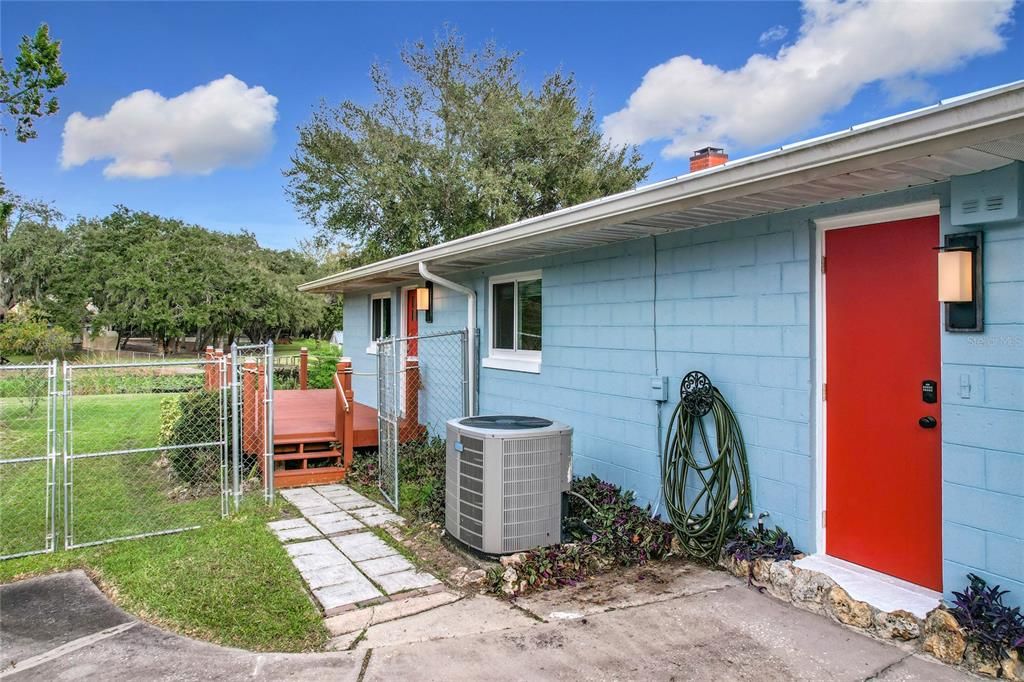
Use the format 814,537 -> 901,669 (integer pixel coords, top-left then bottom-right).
377,329 -> 468,510
0,362 -> 58,559
63,357 -> 229,549
230,342 -> 274,508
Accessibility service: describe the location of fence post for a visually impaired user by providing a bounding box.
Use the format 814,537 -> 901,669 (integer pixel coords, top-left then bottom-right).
299,347 -> 308,390
404,358 -> 420,439
265,340 -> 275,504
203,346 -> 215,390
338,359 -> 354,472
219,352 -> 229,517
230,342 -> 240,512
62,361 -> 72,549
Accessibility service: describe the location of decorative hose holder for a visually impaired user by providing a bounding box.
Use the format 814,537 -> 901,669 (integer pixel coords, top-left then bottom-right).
661,371 -> 752,560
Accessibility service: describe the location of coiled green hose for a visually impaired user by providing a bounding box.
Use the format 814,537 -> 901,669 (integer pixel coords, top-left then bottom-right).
661,374 -> 752,560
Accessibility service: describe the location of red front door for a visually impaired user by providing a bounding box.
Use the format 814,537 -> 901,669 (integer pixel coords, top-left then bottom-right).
825,216 -> 942,591
405,289 -> 419,357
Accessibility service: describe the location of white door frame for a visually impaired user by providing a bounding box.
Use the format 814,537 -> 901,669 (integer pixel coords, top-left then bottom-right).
812,199 -> 940,554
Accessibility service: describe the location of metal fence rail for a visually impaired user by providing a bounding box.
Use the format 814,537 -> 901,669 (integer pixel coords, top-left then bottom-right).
63,358 -> 228,549
231,342 -> 274,506
0,362 -> 58,559
377,329 -> 468,510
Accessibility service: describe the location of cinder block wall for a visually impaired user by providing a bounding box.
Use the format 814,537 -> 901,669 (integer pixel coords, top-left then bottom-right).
338,182 -> 1022,604
941,213 -> 1024,607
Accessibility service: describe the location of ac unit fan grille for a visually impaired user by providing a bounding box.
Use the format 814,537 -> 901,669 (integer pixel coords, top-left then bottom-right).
501,436 -> 561,553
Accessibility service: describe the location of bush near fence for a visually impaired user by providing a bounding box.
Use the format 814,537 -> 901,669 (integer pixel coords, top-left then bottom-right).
159,391 -> 222,488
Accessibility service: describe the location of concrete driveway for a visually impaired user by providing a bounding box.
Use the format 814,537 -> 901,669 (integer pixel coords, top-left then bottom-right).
0,568 -> 968,681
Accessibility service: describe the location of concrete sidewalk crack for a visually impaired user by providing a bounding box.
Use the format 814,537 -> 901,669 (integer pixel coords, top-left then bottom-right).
356,649 -> 373,682
0,621 -> 139,679
862,652 -> 914,681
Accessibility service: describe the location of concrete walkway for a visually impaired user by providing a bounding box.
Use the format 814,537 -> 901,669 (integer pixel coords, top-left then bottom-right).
0,566 -> 969,681
271,485 -> 441,615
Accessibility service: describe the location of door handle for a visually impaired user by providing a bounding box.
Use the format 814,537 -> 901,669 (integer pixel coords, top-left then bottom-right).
918,416 -> 937,429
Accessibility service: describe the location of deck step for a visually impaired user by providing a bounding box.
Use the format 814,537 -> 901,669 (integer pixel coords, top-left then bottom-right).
274,465 -> 348,488
274,433 -> 336,446
274,450 -> 341,463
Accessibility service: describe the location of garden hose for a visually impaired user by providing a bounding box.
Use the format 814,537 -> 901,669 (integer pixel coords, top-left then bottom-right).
661,371 -> 752,560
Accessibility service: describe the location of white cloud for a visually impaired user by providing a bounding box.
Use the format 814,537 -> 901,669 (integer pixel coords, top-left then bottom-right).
759,24 -> 789,46
602,0 -> 1014,159
61,75 -> 278,178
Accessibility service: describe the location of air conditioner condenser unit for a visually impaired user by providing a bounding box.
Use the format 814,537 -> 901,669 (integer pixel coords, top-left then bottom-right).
445,415 -> 572,555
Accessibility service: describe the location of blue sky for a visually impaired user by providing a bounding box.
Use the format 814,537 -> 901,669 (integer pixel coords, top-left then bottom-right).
3,1 -> 1022,250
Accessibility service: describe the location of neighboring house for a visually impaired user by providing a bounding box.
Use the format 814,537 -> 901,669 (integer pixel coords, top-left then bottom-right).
301,82 -> 1024,608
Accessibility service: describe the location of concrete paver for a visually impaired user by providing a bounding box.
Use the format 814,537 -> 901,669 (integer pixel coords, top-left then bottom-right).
325,591 -> 462,636
374,570 -> 441,595
314,580 -> 383,614
330,531 -> 398,562
357,554 -> 416,578
307,510 -> 364,536
272,486 -> 440,614
267,518 -> 321,542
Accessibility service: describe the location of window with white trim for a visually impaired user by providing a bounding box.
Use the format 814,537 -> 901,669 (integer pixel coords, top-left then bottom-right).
484,271 -> 541,373
367,292 -> 392,353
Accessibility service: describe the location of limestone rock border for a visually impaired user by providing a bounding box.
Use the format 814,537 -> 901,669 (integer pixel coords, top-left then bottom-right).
718,553 -> 1020,679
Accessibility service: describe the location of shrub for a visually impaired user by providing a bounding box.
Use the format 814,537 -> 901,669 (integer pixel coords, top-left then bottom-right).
722,525 -> 798,586
567,475 -> 675,566
159,390 -> 222,487
488,475 -> 675,597
0,306 -> 72,360
951,573 -> 1024,658
307,346 -> 342,389
345,436 -> 445,525
723,525 -> 798,564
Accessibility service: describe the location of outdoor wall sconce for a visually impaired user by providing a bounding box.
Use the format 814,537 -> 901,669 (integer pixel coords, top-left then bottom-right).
415,282 -> 433,323
937,231 -> 983,332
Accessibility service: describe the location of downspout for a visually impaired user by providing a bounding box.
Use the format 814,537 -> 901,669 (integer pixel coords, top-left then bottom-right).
418,262 -> 477,416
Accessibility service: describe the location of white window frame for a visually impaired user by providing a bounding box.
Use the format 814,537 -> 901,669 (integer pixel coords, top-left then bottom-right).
366,291 -> 392,355
483,270 -> 542,374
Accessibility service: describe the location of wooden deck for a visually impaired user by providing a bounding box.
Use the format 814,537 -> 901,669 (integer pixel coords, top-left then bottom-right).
273,389 -> 378,448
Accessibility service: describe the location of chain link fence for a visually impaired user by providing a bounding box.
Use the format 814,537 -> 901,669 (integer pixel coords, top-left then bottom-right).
377,329 -> 468,510
0,363 -> 58,559
63,358 -> 228,548
231,342 -> 274,506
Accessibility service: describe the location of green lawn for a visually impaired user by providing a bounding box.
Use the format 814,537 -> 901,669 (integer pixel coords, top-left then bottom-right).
0,501 -> 328,652
1,381 -> 327,652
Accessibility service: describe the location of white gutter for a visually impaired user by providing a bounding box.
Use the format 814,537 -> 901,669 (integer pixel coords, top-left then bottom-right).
418,262 -> 476,416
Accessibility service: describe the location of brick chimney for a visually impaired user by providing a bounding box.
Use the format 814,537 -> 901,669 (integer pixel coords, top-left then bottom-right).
689,146 -> 728,173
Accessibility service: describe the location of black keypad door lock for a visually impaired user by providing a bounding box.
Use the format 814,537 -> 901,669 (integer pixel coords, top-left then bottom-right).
922,380 -> 937,404
919,416 -> 937,429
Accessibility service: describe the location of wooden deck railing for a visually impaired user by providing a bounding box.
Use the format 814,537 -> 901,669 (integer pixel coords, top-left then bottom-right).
335,359 -> 354,471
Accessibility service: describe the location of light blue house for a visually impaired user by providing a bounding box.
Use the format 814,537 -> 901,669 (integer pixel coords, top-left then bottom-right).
302,83 -> 1024,609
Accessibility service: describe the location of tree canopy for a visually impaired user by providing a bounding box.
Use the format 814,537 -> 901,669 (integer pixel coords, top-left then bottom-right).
0,23 -> 68,142
1,204 -> 345,352
286,28 -> 650,261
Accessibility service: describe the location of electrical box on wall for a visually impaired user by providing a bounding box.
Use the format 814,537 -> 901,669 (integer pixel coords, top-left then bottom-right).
950,162 -> 1023,226
649,376 -> 669,402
